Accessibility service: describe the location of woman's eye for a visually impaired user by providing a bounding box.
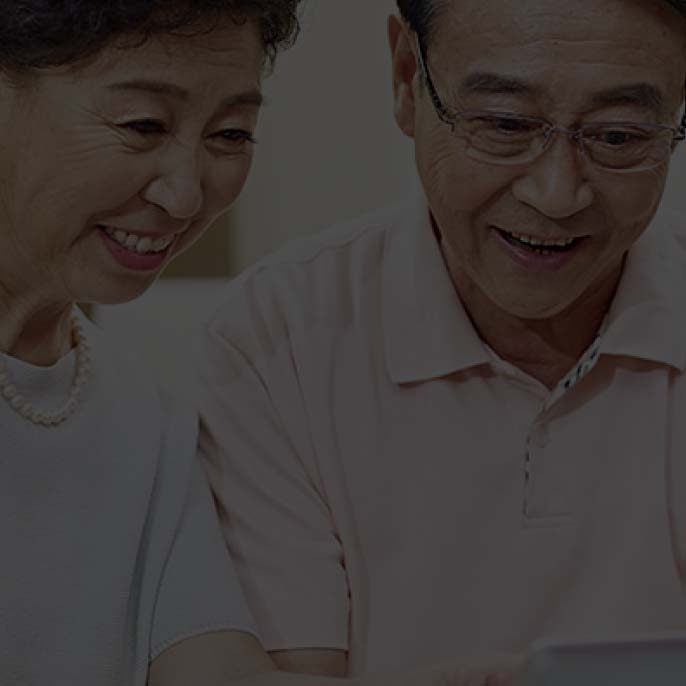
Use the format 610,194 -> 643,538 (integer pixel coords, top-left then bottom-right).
121,120 -> 167,136
213,129 -> 258,151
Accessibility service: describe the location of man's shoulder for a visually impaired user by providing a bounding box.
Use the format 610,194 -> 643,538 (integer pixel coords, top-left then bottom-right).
251,204 -> 403,274
654,206 -> 686,254
205,205 -> 407,345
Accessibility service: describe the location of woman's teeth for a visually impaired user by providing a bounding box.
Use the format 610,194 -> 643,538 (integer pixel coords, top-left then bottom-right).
101,227 -> 175,255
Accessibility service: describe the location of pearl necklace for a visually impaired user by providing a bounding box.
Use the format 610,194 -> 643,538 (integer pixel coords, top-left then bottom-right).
0,314 -> 90,426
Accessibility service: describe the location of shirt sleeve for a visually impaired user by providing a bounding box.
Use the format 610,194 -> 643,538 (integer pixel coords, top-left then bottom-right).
195,315 -> 350,653
149,423 -> 260,661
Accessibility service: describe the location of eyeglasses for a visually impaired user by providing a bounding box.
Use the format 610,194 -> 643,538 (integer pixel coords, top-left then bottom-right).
415,35 -> 686,174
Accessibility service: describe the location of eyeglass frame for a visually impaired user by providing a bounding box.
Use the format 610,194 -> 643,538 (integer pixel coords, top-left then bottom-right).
414,33 -> 686,174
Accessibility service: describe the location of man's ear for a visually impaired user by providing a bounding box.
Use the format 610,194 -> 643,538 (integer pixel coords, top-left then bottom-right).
388,14 -> 419,139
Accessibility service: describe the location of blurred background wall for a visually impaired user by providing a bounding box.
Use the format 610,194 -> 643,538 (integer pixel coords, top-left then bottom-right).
94,0 -> 686,390
230,0 -> 415,273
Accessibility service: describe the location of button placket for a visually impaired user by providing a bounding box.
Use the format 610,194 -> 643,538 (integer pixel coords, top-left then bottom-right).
524,424 -> 544,518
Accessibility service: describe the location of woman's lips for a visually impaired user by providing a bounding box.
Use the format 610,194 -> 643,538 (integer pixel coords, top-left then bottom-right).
98,226 -> 176,272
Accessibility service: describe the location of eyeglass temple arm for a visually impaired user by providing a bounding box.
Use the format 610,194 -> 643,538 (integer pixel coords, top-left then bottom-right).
678,111 -> 686,140
414,33 -> 456,128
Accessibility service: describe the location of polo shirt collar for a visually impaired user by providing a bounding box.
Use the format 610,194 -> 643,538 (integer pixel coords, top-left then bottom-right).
383,196 -> 686,385
382,194 -> 491,384
600,208 -> 686,371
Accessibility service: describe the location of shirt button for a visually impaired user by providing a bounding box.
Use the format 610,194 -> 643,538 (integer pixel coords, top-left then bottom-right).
530,426 -> 549,449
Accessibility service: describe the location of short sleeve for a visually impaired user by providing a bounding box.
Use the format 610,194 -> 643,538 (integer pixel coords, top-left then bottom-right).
195,315 -> 350,652
667,371 -> 686,591
150,457 -> 259,661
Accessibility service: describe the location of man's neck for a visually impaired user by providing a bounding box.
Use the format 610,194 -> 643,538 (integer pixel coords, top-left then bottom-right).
445,256 -> 622,391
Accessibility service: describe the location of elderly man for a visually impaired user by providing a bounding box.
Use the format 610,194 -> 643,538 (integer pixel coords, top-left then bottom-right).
197,0 -> 686,679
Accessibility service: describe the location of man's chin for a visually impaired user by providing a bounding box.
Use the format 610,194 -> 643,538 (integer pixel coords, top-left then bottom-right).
488,286 -> 578,321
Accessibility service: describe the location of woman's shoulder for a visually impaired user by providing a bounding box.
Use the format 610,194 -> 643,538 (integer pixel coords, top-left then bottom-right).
78,310 -> 199,464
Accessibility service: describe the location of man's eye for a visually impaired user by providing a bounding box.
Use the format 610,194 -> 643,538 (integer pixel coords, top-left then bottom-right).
121,120 -> 167,136
469,115 -> 541,139
488,117 -> 538,134
596,130 -> 647,146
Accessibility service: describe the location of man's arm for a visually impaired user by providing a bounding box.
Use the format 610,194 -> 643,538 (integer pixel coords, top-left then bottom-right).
148,631 -> 273,686
269,648 -> 348,677
149,630 -> 522,686
196,323 -> 350,656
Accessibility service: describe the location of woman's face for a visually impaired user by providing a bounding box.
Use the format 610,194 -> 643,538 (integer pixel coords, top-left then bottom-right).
0,19 -> 264,306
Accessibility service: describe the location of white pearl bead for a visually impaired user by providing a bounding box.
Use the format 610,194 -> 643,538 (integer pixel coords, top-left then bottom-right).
75,369 -> 89,382
1,310 -> 90,427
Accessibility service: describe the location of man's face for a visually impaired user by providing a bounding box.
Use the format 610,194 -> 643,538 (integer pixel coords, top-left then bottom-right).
392,0 -> 686,319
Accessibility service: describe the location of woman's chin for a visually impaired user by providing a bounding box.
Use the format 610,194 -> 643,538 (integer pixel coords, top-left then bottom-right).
78,271 -> 164,307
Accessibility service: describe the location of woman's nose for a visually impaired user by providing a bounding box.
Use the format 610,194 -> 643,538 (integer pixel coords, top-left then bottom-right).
142,147 -> 204,220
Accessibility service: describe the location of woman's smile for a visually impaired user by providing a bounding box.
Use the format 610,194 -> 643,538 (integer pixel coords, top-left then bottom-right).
97,224 -> 180,271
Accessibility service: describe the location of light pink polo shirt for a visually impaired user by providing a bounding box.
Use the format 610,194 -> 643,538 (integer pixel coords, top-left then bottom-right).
197,197 -> 686,674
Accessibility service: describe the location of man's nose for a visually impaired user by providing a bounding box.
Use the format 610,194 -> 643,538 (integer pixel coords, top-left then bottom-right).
511,134 -> 594,219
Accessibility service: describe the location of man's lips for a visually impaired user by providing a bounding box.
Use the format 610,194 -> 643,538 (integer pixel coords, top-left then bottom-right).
492,225 -> 590,246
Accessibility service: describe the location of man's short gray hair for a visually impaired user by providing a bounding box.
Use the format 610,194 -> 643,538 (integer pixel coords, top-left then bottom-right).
397,0 -> 686,48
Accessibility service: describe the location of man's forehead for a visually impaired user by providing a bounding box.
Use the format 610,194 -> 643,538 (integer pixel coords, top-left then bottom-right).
431,0 -> 686,108
434,0 -> 686,59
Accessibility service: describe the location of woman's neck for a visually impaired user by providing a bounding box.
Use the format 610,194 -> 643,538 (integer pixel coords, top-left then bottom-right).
0,285 -> 74,366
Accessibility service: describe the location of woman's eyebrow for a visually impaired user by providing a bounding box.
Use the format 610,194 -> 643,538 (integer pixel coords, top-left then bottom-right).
106,79 -> 263,107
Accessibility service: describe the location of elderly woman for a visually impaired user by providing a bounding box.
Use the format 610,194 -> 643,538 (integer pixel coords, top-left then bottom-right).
0,1 -> 293,684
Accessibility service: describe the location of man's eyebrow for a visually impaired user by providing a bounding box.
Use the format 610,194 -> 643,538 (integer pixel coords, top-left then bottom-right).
458,74 -> 664,111
588,84 -> 664,111
459,72 -> 538,97
106,79 -> 264,107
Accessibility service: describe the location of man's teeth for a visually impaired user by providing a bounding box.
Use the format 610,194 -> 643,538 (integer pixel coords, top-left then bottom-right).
102,227 -> 175,254
506,231 -> 577,248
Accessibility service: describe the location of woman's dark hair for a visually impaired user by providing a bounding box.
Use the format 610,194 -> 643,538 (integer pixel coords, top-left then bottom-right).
398,0 -> 686,49
0,1 -> 301,74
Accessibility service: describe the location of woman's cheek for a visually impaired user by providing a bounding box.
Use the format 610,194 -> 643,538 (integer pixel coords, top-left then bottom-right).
212,154 -> 255,209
